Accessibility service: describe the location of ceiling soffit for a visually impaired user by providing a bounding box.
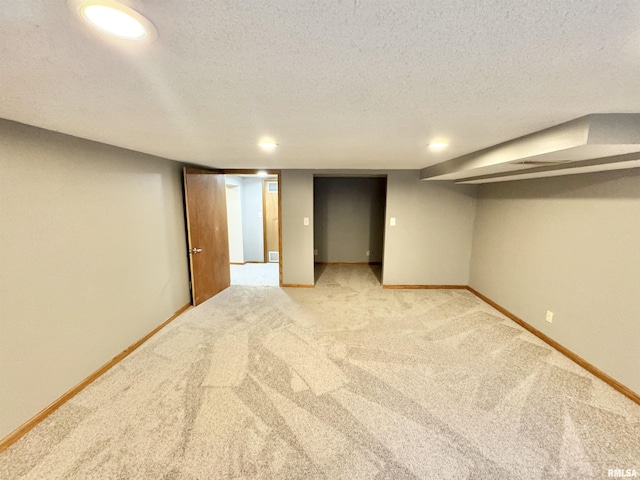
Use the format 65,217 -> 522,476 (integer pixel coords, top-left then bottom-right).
420,114 -> 640,183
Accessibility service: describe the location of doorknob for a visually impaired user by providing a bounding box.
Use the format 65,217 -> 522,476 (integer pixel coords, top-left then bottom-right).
190,248 -> 203,254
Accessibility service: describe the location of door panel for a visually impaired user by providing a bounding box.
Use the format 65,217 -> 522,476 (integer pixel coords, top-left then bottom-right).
263,179 -> 279,261
184,168 -> 230,305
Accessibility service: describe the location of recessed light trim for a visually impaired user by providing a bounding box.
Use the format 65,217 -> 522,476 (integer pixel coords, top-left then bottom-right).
428,141 -> 449,150
69,0 -> 156,41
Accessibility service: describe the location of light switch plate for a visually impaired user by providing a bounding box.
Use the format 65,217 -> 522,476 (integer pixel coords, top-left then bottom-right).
390,217 -> 396,226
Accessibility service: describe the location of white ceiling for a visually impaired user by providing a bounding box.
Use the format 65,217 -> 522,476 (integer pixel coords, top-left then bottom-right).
1,1 -> 640,171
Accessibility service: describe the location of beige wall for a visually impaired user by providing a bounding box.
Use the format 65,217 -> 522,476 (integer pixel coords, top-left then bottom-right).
470,169 -> 640,394
0,120 -> 190,438
241,177 -> 266,262
382,171 -> 477,285
281,170 -> 315,285
225,176 -> 244,264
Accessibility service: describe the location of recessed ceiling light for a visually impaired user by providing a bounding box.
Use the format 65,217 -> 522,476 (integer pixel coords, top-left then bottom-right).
428,141 -> 449,150
258,142 -> 279,151
69,1 -> 156,41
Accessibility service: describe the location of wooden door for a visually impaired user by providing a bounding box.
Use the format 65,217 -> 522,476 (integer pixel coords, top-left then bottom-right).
184,168 -> 230,305
263,179 -> 279,262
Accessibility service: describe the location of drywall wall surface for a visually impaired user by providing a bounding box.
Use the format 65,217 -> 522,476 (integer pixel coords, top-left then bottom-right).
0,120 -> 190,439
281,170 -> 314,285
225,178 -> 244,264
382,170 -> 477,285
470,169 -> 640,394
225,175 -> 243,187
314,177 -> 386,263
241,177 -> 264,262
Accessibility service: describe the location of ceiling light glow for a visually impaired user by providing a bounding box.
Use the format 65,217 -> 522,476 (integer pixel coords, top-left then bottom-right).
81,5 -> 147,39
257,170 -> 269,177
428,141 -> 449,150
258,142 -> 279,151
69,0 -> 156,41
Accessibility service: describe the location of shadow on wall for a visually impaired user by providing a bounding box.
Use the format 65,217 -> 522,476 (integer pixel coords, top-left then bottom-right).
369,178 -> 387,269
478,168 -> 640,200
313,176 -> 387,265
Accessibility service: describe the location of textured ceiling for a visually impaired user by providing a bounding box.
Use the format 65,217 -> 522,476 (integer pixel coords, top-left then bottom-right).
1,1 -> 640,170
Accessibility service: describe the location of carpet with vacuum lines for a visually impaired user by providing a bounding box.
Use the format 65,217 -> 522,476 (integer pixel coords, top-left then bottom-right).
1,265 -> 639,479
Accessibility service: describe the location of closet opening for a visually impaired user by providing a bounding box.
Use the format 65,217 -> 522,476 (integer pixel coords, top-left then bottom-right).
313,175 -> 387,286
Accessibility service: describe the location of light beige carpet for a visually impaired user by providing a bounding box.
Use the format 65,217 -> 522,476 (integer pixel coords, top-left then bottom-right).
2,265 -> 639,479
230,262 -> 279,286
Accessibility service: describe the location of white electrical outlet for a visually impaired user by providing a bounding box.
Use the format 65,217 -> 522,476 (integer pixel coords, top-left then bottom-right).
303,217 -> 309,226
546,310 -> 553,323
366,250 -> 370,256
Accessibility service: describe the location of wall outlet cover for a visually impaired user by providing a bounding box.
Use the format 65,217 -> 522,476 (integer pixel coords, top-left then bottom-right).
546,310 -> 553,323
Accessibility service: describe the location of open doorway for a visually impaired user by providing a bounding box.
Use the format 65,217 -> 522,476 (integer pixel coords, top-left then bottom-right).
313,176 -> 387,286
224,173 -> 280,286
